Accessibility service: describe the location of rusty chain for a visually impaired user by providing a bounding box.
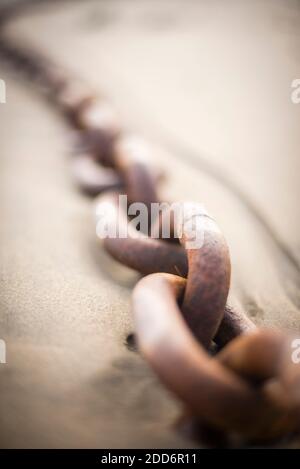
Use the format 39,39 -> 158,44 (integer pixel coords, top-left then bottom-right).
1,1 -> 300,445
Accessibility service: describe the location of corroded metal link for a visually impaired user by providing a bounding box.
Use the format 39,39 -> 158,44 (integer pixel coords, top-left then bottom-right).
54,79 -> 95,124
75,100 -> 122,166
214,304 -> 256,347
132,273 -> 299,440
218,329 -> 285,383
94,191 -> 187,274
71,131 -> 166,197
94,193 -> 256,344
95,193 -> 244,347
95,193 -> 187,276
113,136 -> 160,211
2,3 -> 299,444
72,155 -> 122,196
179,204 -> 231,348
218,330 -> 300,415
0,40 -> 70,97
219,330 -> 300,436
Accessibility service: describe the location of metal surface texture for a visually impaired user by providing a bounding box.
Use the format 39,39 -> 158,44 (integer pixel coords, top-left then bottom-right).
1,0 -> 300,447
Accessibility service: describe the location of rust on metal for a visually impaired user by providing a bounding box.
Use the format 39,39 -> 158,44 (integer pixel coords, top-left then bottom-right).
178,203 -> 231,348
113,136 -> 160,211
132,273 -> 300,440
1,1 -> 300,444
94,193 -> 188,276
72,155 -> 122,196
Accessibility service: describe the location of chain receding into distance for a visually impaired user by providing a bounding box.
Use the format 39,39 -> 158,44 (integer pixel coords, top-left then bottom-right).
1,0 -> 300,445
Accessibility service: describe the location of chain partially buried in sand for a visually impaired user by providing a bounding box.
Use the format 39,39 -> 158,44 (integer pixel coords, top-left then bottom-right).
1,0 -> 300,445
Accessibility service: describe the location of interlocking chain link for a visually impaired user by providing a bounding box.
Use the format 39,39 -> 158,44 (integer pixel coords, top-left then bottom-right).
1,1 -> 300,444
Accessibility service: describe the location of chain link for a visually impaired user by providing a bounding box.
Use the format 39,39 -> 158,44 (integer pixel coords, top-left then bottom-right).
1,1 -> 300,444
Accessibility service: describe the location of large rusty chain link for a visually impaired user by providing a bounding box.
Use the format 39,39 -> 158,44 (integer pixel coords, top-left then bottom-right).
1,1 -> 300,444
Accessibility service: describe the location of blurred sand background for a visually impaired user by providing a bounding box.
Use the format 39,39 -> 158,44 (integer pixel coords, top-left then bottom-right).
0,0 -> 300,448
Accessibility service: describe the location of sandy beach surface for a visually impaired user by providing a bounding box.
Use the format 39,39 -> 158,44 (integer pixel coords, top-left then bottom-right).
0,0 -> 300,448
